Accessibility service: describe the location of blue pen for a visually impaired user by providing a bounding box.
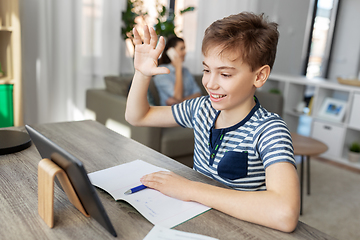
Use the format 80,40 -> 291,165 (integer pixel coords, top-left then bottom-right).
124,184 -> 147,195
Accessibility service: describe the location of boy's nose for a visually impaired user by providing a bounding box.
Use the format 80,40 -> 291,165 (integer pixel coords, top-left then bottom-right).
205,75 -> 219,90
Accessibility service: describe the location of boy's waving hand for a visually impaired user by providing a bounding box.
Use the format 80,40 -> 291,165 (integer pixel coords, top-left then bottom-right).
132,26 -> 170,77
126,26 -> 177,128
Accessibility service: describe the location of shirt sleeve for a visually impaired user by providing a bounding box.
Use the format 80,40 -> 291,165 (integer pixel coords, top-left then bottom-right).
257,118 -> 296,169
153,73 -> 174,106
172,96 -> 206,129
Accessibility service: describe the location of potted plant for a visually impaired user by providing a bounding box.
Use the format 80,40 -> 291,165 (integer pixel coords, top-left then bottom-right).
153,4 -> 195,39
121,0 -> 148,41
348,141 -> 360,163
121,0 -> 195,41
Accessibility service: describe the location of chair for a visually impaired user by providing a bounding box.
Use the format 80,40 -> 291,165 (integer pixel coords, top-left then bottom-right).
291,133 -> 327,214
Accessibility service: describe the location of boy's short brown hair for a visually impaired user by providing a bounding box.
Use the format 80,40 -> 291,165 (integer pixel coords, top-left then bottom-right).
202,12 -> 279,71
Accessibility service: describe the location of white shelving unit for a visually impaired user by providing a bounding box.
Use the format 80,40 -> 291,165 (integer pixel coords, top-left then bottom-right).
264,73 -> 360,170
0,0 -> 23,126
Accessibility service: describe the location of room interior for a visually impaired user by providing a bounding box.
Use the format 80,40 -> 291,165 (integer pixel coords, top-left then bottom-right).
1,0 -> 360,239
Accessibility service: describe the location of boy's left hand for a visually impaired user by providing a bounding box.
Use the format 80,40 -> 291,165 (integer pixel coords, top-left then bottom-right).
140,171 -> 193,201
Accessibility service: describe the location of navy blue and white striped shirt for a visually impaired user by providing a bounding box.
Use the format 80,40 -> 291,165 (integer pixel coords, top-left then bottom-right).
172,95 -> 295,191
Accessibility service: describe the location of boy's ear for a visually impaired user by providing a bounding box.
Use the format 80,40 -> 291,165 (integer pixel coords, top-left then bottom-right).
253,65 -> 270,88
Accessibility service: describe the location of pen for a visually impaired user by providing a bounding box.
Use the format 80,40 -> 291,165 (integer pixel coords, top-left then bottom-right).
124,184 -> 147,195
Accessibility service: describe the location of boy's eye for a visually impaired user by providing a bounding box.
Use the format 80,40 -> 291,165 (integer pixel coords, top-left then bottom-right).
202,69 -> 210,73
221,73 -> 231,78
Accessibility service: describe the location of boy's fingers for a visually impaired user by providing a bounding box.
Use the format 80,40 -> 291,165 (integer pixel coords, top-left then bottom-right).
152,67 -> 170,76
141,173 -> 160,187
141,171 -> 170,183
132,28 -> 142,45
154,36 -> 166,56
143,25 -> 151,45
149,27 -> 158,48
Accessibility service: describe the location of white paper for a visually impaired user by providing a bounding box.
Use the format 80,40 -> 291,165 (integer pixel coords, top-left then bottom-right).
143,225 -> 219,240
88,160 -> 211,228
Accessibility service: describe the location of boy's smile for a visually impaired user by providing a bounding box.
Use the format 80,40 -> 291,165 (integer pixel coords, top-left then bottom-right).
209,93 -> 227,101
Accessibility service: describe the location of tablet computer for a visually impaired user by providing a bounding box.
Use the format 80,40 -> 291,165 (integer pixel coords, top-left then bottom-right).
25,125 -> 117,237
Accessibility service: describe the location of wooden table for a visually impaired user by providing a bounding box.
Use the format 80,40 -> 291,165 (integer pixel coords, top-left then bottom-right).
0,120 -> 335,239
291,133 -> 328,215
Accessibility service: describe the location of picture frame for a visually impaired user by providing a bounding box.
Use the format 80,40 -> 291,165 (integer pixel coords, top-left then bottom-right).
318,97 -> 347,122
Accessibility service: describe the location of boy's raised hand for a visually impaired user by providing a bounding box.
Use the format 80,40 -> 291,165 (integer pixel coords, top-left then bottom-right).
132,26 -> 170,77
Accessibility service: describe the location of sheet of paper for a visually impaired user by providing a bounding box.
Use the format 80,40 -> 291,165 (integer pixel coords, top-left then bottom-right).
88,160 -> 211,228
143,225 -> 219,240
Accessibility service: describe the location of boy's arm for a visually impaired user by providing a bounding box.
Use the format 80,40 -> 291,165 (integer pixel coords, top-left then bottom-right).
141,162 -> 300,233
125,26 -> 178,127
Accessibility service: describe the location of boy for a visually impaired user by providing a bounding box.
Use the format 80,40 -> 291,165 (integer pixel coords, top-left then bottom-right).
125,12 -> 300,232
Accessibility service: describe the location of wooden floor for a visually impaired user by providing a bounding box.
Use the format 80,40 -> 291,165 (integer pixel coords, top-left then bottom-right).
315,157 -> 360,174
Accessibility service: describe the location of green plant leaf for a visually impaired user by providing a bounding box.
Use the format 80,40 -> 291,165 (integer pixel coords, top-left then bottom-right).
121,0 -> 195,41
160,5 -> 167,17
121,0 -> 148,41
180,7 -> 195,14
350,142 -> 360,153
269,88 -> 282,95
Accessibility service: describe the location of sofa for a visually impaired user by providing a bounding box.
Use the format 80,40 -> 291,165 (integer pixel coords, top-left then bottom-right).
86,74 -> 283,169
86,75 -> 206,168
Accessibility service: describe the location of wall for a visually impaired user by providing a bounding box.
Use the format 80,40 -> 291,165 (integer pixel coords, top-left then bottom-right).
119,0 -> 258,75
19,0 -> 122,125
19,0 -> 360,125
259,0 -> 360,81
257,0 -> 310,75
328,0 -> 360,81
19,0 -> 39,124
183,0 -> 257,74
118,0 -> 311,76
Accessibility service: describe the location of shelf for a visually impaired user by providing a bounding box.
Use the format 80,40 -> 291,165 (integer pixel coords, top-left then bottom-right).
312,116 -> 346,127
0,0 -> 23,126
0,78 -> 14,84
347,125 -> 360,132
269,73 -> 360,170
324,155 -> 360,170
284,109 -> 305,117
0,26 -> 13,32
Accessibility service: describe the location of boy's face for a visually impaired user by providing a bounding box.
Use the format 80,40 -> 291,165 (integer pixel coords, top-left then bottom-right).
202,46 -> 259,113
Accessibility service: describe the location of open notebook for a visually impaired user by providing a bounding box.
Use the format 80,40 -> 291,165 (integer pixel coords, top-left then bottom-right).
88,159 -> 211,228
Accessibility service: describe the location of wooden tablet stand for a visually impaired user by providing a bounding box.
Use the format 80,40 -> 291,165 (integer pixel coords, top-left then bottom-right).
38,158 -> 90,228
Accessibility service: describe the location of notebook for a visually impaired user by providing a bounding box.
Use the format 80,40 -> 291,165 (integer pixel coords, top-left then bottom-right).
88,159 -> 211,228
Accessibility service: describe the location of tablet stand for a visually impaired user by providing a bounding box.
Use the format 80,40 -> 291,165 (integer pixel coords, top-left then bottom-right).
38,158 -> 90,228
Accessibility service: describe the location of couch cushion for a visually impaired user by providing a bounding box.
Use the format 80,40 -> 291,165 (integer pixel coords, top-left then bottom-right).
255,90 -> 284,117
104,75 -> 160,106
160,127 -> 194,157
104,75 -> 132,96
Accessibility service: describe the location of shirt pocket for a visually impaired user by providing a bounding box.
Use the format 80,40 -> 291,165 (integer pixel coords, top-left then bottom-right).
217,151 -> 248,180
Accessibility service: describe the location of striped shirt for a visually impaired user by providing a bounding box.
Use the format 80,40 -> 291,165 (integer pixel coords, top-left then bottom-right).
172,95 -> 295,191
